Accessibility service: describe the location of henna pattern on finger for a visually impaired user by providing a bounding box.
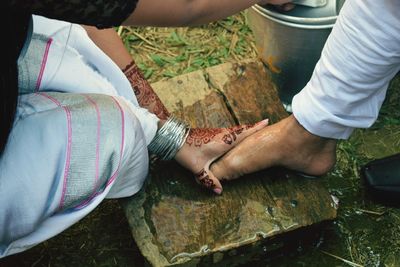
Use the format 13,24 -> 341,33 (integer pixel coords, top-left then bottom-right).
123,60 -> 170,120
186,123 -> 258,147
185,128 -> 223,147
231,123 -> 257,132
221,133 -> 235,145
221,124 -> 256,145
195,168 -> 216,189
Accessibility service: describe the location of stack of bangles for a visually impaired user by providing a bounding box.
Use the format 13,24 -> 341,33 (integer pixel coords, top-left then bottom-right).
148,115 -> 190,160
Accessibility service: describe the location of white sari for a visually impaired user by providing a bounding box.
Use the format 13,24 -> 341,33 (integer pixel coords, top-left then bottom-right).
0,15 -> 158,257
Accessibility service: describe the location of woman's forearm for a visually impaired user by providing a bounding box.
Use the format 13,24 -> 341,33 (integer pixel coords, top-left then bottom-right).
83,27 -> 132,69
124,0 -> 290,27
83,26 -> 170,120
9,0 -> 291,29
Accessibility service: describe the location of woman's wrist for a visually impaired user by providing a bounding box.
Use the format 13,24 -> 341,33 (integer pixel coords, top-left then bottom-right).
148,116 -> 189,160
157,119 -> 166,129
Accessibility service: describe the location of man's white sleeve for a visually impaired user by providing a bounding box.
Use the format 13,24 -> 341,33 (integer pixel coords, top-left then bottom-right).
292,0 -> 400,139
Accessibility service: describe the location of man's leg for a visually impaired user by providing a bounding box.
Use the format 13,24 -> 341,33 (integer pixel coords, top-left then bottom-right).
211,0 -> 400,180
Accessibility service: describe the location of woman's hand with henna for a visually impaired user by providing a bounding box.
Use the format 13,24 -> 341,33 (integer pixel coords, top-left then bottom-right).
174,119 -> 269,195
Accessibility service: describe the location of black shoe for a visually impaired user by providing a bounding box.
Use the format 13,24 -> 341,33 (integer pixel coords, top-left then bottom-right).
361,153 -> 400,206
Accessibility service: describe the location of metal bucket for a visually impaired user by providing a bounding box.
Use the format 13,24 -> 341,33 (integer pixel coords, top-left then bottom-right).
247,1 -> 344,111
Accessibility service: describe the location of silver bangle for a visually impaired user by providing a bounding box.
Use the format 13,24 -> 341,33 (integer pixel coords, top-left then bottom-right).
148,115 -> 189,160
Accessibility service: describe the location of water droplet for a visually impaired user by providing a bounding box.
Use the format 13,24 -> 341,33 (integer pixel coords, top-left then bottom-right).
266,206 -> 274,216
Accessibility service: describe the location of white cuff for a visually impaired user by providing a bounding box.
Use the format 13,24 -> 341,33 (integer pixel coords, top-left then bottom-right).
292,87 -> 354,139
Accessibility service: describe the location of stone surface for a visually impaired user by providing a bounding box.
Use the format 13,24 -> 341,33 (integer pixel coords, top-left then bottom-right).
121,59 -> 337,267
206,59 -> 288,124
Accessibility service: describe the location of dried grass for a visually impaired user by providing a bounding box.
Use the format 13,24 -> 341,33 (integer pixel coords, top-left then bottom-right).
120,12 -> 257,83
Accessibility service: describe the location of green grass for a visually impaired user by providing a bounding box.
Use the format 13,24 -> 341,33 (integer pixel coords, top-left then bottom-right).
118,12 -> 256,83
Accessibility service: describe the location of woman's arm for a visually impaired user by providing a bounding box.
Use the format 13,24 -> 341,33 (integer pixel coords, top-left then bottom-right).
124,0 -> 292,27
83,26 -> 170,120
10,0 -> 291,28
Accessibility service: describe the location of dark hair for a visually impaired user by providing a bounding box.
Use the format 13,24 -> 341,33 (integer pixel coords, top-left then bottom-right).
1,8 -> 31,155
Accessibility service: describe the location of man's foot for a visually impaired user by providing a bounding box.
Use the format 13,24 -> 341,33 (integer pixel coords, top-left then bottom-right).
209,115 -> 337,181
174,119 -> 269,194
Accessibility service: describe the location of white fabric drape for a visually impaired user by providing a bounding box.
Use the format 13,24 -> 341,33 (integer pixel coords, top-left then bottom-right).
0,15 -> 158,257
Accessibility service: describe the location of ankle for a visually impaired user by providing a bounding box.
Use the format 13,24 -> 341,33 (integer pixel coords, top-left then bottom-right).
306,140 -> 336,176
283,115 -> 337,176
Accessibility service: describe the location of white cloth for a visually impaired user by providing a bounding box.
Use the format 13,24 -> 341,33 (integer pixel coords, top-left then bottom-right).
31,15 -> 158,143
292,0 -> 400,139
0,16 -> 159,257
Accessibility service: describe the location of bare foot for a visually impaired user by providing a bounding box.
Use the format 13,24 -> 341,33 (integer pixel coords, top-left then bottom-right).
209,115 -> 337,181
174,119 -> 269,195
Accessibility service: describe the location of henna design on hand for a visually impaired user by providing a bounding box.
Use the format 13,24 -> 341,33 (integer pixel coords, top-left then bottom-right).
195,168 -> 216,189
185,128 -> 223,147
123,61 -> 170,120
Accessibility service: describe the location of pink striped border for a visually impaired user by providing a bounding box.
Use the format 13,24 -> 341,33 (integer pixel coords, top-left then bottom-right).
73,95 -> 102,208
37,92 -> 72,210
107,96 -> 125,186
74,95 -> 125,209
35,38 -> 53,92
83,95 -> 101,191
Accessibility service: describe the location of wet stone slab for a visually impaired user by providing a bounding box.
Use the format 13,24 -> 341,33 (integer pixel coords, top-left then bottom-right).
121,59 -> 337,267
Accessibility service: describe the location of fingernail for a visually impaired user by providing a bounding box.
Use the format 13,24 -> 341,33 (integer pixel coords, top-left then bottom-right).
213,188 -> 222,195
263,119 -> 269,124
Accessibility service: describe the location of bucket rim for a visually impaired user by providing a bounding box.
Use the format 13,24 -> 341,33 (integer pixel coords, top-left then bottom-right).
251,5 -> 336,29
253,4 -> 337,27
